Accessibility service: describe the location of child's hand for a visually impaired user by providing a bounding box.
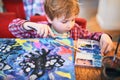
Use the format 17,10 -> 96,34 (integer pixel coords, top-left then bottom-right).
34,23 -> 55,38
23,22 -> 55,37
100,34 -> 114,55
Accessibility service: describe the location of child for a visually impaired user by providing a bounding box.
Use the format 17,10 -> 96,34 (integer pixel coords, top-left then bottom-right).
8,0 -> 113,55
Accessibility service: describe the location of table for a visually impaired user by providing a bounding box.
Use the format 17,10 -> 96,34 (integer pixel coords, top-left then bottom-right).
0,39 -> 119,80
75,42 -> 120,80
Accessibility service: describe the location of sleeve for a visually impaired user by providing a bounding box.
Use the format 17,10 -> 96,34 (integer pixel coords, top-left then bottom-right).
80,28 -> 103,41
8,18 -> 39,38
70,24 -> 103,41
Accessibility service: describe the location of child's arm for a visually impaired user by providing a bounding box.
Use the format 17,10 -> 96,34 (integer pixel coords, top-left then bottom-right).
71,24 -> 114,54
23,22 -> 55,38
8,18 -> 28,38
99,34 -> 113,55
9,18 -> 54,38
80,29 -> 113,55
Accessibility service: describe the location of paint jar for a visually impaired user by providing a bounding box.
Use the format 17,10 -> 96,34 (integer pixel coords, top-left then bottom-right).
102,56 -> 120,80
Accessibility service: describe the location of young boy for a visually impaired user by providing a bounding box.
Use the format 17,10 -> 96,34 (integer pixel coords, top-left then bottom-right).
9,0 -> 113,55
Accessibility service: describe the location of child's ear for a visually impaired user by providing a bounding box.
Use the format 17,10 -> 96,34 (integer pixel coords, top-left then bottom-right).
46,15 -> 52,24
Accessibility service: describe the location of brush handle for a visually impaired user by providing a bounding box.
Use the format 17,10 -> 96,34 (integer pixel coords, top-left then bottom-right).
113,36 -> 120,61
114,36 -> 120,55
55,39 -> 81,52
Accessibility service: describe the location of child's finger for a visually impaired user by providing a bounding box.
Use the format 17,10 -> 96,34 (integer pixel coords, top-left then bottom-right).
100,41 -> 103,54
39,28 -> 44,36
101,43 -> 108,54
106,43 -> 114,53
43,27 -> 49,37
104,44 -> 112,54
36,28 -> 41,34
48,27 -> 55,37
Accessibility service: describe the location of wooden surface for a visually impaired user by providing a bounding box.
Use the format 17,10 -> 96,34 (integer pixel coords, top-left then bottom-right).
75,42 -> 120,80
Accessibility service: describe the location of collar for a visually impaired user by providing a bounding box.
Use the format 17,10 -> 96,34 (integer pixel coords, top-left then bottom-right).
51,27 -> 70,38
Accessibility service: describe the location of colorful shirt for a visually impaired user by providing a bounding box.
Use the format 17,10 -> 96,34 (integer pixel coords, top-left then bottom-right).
8,18 -> 103,41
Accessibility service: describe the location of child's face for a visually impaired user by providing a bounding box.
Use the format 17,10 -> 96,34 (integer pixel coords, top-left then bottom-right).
51,16 -> 76,33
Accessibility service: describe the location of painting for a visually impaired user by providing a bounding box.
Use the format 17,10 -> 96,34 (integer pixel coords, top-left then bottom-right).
0,38 -> 75,80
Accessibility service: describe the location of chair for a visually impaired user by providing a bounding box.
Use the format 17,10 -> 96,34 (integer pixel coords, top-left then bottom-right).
30,15 -> 87,29
0,12 -> 16,38
0,0 -> 26,38
2,0 -> 26,19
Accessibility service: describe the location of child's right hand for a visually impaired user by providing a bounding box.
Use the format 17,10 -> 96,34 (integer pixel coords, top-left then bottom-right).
23,22 -> 55,38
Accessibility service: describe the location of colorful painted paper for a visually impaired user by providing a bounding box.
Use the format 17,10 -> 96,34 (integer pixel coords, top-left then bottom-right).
0,38 -> 75,80
75,39 -> 102,67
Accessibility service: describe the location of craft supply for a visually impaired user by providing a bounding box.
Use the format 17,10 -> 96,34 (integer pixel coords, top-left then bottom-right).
112,36 -> 120,62
75,39 -> 102,67
55,39 -> 80,52
102,56 -> 120,80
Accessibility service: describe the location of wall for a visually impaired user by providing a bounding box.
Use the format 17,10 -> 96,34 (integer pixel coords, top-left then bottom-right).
78,0 -> 99,21
96,0 -> 120,30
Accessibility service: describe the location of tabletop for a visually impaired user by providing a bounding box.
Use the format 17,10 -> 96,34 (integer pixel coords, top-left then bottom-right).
74,42 -> 120,80
0,40 -> 120,80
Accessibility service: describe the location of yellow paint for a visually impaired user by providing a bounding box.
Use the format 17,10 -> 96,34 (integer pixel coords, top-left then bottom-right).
68,56 -> 72,61
62,39 -> 71,45
15,39 -> 27,45
55,71 -> 71,79
15,39 -> 33,50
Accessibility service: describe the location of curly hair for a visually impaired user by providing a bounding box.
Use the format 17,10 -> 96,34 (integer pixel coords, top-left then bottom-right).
44,0 -> 80,20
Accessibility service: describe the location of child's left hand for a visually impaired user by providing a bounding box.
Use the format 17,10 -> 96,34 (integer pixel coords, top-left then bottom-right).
100,34 -> 114,55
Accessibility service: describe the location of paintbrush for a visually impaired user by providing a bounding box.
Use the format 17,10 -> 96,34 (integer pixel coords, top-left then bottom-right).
54,38 -> 80,52
112,36 -> 120,62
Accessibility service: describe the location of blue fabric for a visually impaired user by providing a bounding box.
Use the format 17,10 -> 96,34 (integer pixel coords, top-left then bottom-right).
23,0 -> 45,20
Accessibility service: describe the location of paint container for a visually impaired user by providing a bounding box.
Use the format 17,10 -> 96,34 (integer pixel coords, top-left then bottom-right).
102,56 -> 120,80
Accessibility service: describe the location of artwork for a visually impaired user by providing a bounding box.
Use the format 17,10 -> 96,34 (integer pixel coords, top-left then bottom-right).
0,38 -> 75,80
75,39 -> 102,67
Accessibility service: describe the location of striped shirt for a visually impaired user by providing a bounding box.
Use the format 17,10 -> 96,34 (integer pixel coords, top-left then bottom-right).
8,18 -> 103,41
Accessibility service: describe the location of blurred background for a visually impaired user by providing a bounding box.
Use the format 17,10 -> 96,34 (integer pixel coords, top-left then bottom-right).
0,0 -> 120,41
78,0 -> 120,41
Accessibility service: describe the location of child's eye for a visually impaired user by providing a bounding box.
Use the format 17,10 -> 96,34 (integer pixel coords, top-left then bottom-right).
72,19 -> 75,22
61,19 -> 75,23
62,21 -> 68,23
